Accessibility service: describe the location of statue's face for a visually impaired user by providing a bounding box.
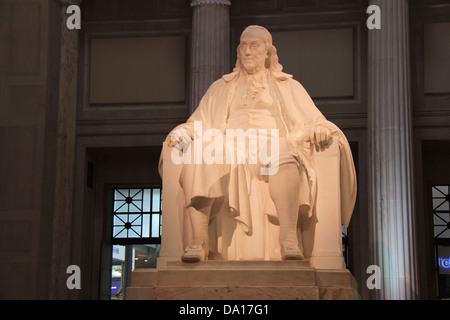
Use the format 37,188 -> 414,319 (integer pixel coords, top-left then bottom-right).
238,28 -> 269,74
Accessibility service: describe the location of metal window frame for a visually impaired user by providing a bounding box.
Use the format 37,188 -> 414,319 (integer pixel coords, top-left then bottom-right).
432,184 -> 450,299
112,187 -> 162,245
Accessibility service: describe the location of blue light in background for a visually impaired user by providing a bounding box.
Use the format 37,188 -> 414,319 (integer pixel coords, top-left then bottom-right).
438,257 -> 450,269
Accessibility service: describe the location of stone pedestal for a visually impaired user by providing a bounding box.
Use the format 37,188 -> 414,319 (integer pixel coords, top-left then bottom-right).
126,260 -> 359,300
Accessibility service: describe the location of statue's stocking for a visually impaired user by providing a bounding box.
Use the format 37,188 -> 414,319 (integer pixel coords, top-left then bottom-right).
269,162 -> 304,256
187,198 -> 213,251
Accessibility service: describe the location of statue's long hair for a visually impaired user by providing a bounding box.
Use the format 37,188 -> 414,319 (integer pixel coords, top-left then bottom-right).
234,25 -> 283,73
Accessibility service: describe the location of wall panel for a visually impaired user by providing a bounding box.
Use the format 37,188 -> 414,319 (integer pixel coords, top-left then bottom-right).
8,2 -> 42,76
272,28 -> 354,99
0,126 -> 42,211
0,0 -> 50,300
423,22 -> 450,94
410,2 -> 450,128
89,36 -> 186,105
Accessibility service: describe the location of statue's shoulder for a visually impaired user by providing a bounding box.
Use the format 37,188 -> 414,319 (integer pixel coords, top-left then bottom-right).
221,70 -> 239,83
202,75 -> 231,97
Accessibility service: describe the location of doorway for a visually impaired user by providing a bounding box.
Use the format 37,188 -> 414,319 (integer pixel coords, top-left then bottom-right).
82,146 -> 162,299
422,140 -> 450,299
107,186 -> 162,300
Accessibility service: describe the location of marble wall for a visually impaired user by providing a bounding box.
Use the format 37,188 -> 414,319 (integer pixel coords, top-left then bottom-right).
0,0 -> 51,299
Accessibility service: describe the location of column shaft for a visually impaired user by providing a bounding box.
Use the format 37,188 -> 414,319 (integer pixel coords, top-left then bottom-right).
368,0 -> 417,299
190,0 -> 231,114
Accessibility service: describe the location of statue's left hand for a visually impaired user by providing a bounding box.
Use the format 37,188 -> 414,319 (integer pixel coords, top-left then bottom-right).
305,124 -> 332,152
168,125 -> 194,151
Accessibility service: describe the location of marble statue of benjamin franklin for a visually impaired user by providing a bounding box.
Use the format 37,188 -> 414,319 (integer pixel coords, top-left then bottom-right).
164,25 -> 357,263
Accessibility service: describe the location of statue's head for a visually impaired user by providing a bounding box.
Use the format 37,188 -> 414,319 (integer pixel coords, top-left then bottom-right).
235,25 -> 283,74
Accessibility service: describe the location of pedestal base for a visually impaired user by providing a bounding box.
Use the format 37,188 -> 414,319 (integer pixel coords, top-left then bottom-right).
126,260 -> 359,300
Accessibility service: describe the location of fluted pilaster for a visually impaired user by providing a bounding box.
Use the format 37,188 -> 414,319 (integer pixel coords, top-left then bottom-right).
368,0 -> 418,299
190,0 -> 231,114
43,0 -> 81,299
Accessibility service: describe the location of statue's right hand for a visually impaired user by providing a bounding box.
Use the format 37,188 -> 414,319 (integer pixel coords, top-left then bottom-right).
168,126 -> 194,151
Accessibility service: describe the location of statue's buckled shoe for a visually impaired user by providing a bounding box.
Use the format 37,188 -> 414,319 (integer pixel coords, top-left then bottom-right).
182,243 -> 206,263
281,244 -> 305,260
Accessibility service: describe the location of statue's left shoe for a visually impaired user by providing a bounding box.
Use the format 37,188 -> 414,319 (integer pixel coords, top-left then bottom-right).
181,243 -> 206,263
281,244 -> 305,260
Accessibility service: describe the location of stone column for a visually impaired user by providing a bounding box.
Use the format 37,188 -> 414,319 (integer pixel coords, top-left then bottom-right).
368,0 -> 418,299
190,0 -> 231,114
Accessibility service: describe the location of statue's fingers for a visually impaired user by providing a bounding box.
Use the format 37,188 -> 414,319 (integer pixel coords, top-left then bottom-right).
322,128 -> 330,149
316,130 -> 323,149
312,131 -> 318,147
326,130 -> 332,147
171,131 -> 181,142
174,142 -> 184,151
169,136 -> 181,148
168,133 -> 179,147
183,132 -> 193,143
178,134 -> 192,150
308,131 -> 314,145
319,129 -> 326,149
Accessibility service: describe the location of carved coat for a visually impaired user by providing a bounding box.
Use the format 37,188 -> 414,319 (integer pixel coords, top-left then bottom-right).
161,70 -> 357,232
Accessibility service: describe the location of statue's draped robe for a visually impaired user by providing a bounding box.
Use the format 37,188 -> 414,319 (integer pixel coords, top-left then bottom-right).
160,70 -> 356,259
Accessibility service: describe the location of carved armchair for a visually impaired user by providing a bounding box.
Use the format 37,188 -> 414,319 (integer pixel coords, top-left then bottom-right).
157,136 -> 356,270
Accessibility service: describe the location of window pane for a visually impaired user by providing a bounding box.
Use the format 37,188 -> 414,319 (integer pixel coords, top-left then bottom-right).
114,201 -> 128,212
152,213 -> 160,238
439,229 -> 450,239
434,213 -> 448,226
130,189 -> 142,199
143,189 -> 151,212
433,187 -> 444,198
439,185 -> 449,194
128,201 -> 142,212
114,189 -> 126,200
128,228 -> 141,238
434,199 -> 445,210
142,214 -> 150,238
116,189 -> 130,198
128,214 -> 141,225
114,227 -> 127,238
113,214 -> 127,226
439,201 -> 449,211
152,189 -> 161,212
435,226 -> 447,238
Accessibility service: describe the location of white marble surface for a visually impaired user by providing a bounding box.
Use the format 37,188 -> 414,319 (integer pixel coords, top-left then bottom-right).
127,261 -> 359,300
